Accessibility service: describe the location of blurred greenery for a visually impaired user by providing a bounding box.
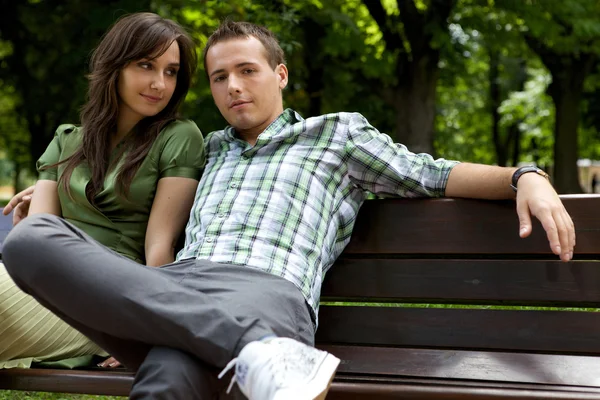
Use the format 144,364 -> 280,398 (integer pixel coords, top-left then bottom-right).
1,0 -> 600,195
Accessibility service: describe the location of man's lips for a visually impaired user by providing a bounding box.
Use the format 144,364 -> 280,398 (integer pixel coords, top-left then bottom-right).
141,94 -> 162,103
230,100 -> 250,109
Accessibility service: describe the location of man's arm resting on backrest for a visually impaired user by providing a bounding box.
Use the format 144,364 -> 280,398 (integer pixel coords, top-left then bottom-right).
445,162 -> 574,262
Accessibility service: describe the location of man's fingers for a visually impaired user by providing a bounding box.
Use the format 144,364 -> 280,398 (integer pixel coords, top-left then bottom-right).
559,210 -> 575,260
552,210 -> 570,261
516,199 -> 532,238
537,209 -> 561,256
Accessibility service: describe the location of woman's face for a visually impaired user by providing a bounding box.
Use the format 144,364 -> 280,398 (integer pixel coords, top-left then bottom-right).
117,40 -> 180,126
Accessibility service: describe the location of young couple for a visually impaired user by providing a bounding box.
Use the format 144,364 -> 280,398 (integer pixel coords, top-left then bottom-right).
2,10 -> 574,400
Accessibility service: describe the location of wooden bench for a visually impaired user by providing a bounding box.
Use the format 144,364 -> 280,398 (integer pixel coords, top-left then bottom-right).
2,195 -> 600,399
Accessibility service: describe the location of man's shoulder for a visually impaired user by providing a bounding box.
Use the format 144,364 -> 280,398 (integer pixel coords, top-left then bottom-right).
204,128 -> 226,143
304,111 -> 366,128
300,111 -> 367,138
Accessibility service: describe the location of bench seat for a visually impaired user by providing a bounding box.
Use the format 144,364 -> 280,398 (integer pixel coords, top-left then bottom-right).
3,348 -> 600,399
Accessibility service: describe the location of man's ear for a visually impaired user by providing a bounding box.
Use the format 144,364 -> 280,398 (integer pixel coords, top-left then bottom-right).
276,64 -> 288,89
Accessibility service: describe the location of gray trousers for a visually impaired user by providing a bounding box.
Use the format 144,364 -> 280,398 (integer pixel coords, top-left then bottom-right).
2,214 -> 315,399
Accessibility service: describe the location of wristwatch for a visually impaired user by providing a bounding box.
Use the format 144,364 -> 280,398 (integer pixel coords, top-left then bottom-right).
511,166 -> 549,192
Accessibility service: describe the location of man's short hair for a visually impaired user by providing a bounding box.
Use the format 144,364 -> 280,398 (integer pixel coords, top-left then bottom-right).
203,20 -> 286,74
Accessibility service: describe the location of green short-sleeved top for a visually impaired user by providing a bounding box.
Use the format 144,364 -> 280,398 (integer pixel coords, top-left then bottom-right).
36,120 -> 205,264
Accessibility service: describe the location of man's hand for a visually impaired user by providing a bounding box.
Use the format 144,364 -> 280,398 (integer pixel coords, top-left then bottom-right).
515,173 -> 575,262
2,185 -> 35,226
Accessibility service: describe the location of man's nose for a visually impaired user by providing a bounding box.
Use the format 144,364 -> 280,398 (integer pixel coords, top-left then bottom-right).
228,74 -> 242,94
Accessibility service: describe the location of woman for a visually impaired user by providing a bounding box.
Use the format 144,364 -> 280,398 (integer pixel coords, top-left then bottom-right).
0,12 -> 204,368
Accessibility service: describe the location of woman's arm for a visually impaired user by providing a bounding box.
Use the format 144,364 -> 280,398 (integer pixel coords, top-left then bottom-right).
144,176 -> 199,267
28,180 -> 61,217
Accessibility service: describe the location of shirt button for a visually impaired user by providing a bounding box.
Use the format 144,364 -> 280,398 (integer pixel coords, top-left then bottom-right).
230,182 -> 238,189
217,213 -> 225,218
205,237 -> 213,243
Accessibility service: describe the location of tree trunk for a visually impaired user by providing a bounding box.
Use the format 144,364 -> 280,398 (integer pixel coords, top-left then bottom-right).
546,55 -> 595,193
12,161 -> 21,194
550,85 -> 584,193
524,34 -> 595,193
362,0 -> 455,156
393,55 -> 438,154
510,124 -> 521,167
302,17 -> 326,117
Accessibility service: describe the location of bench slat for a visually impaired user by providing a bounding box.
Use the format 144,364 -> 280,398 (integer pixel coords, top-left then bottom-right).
323,259 -> 600,306
320,345 -> 600,387
0,368 -> 133,396
345,197 -> 600,255
317,306 -> 600,354
0,362 -> 600,400
327,381 -> 600,400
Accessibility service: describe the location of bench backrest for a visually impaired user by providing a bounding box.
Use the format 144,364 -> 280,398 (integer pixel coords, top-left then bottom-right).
1,198 -> 599,356
316,195 -> 600,356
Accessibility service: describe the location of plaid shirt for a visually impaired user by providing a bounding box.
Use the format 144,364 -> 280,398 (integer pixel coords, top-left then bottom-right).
177,109 -> 458,321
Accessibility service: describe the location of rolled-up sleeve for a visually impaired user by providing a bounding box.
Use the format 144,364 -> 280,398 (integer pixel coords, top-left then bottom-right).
345,113 -> 459,198
159,120 -> 206,180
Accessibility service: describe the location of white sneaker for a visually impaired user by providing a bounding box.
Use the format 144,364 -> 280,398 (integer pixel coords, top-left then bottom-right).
218,337 -> 340,399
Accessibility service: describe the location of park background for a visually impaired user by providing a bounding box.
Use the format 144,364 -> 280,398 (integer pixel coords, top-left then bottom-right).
2,0 -> 600,204
1,1 -> 600,398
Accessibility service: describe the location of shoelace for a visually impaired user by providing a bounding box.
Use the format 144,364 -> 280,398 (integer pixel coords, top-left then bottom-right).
217,353 -> 290,395
218,358 -> 239,394
218,340 -> 321,396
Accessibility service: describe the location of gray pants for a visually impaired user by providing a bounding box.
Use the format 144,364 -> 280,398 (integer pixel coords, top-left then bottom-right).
2,214 -> 315,399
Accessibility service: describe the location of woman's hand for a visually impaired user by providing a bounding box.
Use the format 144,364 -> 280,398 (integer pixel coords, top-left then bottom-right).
97,356 -> 122,368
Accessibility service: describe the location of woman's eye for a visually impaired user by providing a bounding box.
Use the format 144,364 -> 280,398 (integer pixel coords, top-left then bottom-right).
138,62 -> 151,69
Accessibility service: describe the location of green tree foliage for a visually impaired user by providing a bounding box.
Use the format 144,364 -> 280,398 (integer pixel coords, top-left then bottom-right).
0,0 -> 152,175
496,0 -> 600,193
1,0 -> 599,195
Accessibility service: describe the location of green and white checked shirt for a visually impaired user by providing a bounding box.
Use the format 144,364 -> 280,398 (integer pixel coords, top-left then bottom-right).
177,109 -> 458,320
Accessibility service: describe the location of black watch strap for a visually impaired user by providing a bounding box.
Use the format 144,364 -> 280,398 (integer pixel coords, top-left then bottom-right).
511,166 -> 549,192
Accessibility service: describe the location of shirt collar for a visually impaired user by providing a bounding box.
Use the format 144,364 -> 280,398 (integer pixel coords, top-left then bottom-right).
222,108 -> 303,143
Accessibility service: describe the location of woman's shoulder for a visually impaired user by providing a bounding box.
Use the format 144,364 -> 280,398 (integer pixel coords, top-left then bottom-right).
55,124 -> 81,136
159,119 -> 202,138
153,119 -> 204,151
53,124 -> 82,150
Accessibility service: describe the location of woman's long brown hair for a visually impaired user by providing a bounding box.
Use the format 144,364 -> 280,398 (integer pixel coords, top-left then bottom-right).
59,12 -> 197,202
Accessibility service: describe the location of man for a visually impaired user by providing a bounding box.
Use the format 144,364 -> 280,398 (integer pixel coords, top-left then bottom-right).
3,20 -> 574,400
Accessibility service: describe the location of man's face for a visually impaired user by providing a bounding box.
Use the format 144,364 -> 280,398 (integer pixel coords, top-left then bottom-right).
206,36 -> 288,141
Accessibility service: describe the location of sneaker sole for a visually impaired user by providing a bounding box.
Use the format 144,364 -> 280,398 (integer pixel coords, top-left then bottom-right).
313,353 -> 339,400
274,353 -> 340,400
